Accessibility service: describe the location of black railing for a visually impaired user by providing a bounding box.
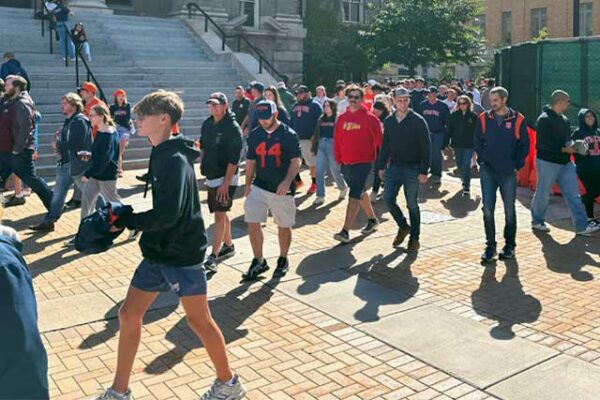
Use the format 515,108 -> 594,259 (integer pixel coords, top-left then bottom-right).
186,3 -> 287,82
38,0 -> 107,104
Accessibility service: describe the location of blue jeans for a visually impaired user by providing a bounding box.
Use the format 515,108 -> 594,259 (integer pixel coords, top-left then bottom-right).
480,164 -> 517,249
454,148 -> 474,189
316,138 -> 346,198
45,164 -> 86,223
430,132 -> 445,178
7,150 -> 53,210
531,159 -> 588,232
383,164 -> 421,240
57,23 -> 75,59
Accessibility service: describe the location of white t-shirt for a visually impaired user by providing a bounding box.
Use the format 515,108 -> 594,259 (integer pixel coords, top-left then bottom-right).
206,175 -> 239,188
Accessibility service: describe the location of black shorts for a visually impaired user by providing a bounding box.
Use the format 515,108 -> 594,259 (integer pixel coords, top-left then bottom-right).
207,186 -> 237,213
342,163 -> 372,200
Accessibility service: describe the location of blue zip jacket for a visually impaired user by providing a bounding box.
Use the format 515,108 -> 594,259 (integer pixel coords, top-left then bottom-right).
474,108 -> 530,176
0,234 -> 49,399
84,130 -> 119,180
419,99 -> 449,134
291,99 -> 323,140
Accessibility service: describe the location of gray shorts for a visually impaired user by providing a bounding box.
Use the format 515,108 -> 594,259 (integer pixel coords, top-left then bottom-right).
300,139 -> 317,167
244,185 -> 296,228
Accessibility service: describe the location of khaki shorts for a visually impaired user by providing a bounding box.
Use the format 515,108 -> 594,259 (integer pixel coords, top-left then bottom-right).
244,185 -> 296,228
300,139 -> 317,167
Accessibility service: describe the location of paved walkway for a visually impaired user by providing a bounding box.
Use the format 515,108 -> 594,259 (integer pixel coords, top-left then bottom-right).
5,166 -> 600,400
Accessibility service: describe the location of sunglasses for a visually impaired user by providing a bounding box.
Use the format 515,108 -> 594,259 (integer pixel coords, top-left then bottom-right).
458,102 -> 468,106
348,95 -> 361,100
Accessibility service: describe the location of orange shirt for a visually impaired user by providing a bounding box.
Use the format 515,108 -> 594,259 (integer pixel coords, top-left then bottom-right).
83,97 -> 107,140
171,123 -> 180,135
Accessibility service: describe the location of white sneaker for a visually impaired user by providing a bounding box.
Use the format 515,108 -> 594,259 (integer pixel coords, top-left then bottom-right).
127,229 -> 140,240
370,191 -> 379,203
338,187 -> 349,200
200,375 -> 246,400
93,388 -> 132,400
577,223 -> 600,236
532,223 -> 550,232
313,197 -> 325,206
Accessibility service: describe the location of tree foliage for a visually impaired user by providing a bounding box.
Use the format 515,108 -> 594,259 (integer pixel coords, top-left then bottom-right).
303,0 -> 370,89
360,0 -> 484,75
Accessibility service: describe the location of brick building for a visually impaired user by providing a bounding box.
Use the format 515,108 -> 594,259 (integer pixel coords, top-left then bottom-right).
478,0 -> 600,48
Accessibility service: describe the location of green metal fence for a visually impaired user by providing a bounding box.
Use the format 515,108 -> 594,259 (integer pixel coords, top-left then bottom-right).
495,37 -> 600,127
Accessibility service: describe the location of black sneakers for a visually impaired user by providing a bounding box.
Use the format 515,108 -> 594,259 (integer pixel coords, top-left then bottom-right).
217,243 -> 235,260
361,218 -> 380,234
29,221 -> 55,232
334,229 -> 350,244
204,254 -> 218,274
242,258 -> 269,280
499,246 -> 515,260
4,195 -> 26,207
273,257 -> 289,278
481,247 -> 497,263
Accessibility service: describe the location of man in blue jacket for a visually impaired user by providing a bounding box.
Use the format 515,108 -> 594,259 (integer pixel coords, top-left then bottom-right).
0,224 -> 49,399
474,87 -> 530,262
1,52 -> 30,90
419,86 -> 450,185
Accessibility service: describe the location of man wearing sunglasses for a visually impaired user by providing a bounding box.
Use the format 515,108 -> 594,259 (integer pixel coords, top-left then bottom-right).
333,86 -> 382,243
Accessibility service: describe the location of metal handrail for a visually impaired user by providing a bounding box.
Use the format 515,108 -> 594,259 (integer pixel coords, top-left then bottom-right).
38,0 -> 107,104
186,3 -> 287,82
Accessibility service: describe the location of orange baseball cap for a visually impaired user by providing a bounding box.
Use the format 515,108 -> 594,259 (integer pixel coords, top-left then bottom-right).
80,82 -> 97,94
113,89 -> 126,97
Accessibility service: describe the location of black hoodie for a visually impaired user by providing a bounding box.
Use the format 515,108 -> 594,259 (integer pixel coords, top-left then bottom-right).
115,136 -> 207,267
200,110 -> 243,180
572,108 -> 600,173
535,105 -> 572,164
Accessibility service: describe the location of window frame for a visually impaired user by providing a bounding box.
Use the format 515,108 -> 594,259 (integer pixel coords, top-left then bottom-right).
240,0 -> 259,28
531,7 -> 547,38
342,0 -> 364,24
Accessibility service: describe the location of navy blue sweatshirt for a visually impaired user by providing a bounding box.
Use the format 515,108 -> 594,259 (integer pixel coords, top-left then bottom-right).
0,235 -> 49,399
109,103 -> 131,130
115,136 -> 207,267
419,99 -> 450,134
573,109 -> 600,174
474,109 -> 530,176
84,130 -> 119,180
291,99 -> 322,140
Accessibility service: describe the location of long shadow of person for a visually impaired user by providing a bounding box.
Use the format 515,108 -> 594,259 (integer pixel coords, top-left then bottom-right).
295,245 -> 358,295
144,280 -> 277,375
79,292 -> 180,349
533,231 -> 600,281
471,260 -> 542,340
295,200 -> 341,229
418,183 -> 449,204
351,250 -> 420,322
441,190 -> 481,218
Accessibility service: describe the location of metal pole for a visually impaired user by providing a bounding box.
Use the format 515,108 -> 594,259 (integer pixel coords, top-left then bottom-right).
49,24 -> 53,53
75,54 -> 80,87
205,15 -> 208,32
573,0 -> 580,37
64,26 -> 69,66
41,1 -> 45,37
222,35 -> 225,51
259,59 -> 263,74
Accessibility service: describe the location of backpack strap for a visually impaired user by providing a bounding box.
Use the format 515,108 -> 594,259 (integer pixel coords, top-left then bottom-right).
479,112 -> 487,135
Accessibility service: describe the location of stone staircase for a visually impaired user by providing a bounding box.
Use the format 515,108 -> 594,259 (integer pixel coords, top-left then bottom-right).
0,6 -> 246,177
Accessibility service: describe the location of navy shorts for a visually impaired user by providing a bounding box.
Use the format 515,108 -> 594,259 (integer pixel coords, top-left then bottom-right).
131,259 -> 207,297
342,163 -> 372,200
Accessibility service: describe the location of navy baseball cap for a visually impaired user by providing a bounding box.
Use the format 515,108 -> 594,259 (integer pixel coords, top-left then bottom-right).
428,86 -> 438,93
256,100 -> 278,120
295,85 -> 310,94
248,81 -> 265,93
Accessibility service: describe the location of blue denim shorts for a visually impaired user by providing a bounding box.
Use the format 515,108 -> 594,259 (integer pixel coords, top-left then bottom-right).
131,259 -> 207,297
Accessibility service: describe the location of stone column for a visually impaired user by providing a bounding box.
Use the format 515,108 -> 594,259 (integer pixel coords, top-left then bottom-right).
68,0 -> 113,14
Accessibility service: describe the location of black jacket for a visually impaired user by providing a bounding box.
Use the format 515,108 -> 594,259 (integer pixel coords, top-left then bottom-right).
536,106 -> 572,164
448,110 -> 477,149
572,108 -> 600,174
56,112 -> 92,176
377,110 -> 431,175
200,111 -> 243,180
115,136 -> 207,267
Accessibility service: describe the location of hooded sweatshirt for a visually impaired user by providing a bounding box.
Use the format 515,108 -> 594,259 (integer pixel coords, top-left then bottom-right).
572,108 -> 600,173
0,234 -> 49,399
115,136 -> 207,267
0,59 -> 30,86
535,105 -> 572,165
200,110 -> 243,180
334,105 -> 383,165
419,99 -> 450,134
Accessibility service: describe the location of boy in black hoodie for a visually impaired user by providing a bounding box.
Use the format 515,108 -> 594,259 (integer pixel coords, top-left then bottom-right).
573,108 -> 600,219
96,91 -> 246,400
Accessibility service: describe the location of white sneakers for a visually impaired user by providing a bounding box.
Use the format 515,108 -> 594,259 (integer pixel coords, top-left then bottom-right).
531,223 -> 551,232
338,187 -> 349,200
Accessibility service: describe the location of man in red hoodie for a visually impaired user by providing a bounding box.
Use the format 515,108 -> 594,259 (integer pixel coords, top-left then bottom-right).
333,85 -> 383,243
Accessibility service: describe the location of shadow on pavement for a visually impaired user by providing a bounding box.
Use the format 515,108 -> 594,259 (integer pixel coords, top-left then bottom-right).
471,260 -> 542,340
441,190 -> 481,219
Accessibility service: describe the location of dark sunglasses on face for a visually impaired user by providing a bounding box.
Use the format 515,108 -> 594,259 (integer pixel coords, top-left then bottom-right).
458,102 -> 467,106
348,95 -> 361,100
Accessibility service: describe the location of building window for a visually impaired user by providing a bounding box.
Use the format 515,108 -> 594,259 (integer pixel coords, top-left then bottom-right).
342,0 -> 363,23
501,11 -> 512,45
531,7 -> 547,38
241,0 -> 258,28
475,14 -> 486,36
580,2 -> 593,36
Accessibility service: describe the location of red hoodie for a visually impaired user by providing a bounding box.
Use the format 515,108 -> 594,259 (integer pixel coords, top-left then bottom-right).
334,105 -> 382,165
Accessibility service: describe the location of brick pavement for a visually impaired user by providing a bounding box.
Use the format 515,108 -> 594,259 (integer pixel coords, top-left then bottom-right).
3,165 -> 600,399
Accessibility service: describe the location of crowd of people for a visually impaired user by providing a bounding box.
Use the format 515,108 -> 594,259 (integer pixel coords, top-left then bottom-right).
2,67 -> 600,399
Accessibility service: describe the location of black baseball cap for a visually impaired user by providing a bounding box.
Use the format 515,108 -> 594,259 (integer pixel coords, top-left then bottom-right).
206,92 -> 228,105
428,86 -> 438,93
247,81 -> 265,93
295,85 -> 310,94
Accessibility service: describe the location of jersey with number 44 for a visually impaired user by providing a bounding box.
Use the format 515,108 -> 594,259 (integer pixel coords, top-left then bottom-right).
247,123 -> 302,195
